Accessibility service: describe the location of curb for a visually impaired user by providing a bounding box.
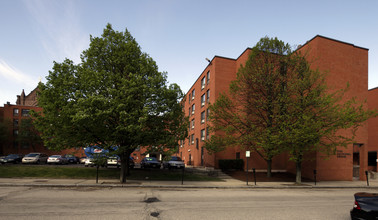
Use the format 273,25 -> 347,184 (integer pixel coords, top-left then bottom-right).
0,183 -> 377,189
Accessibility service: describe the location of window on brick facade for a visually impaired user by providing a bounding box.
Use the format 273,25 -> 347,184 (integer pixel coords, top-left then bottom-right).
191,89 -> 195,100
21,109 -> 30,117
201,111 -> 205,124
368,151 -> 377,166
201,76 -> 206,89
206,90 -> 210,103
200,129 -> 205,141
206,127 -> 210,140
13,119 -> 19,127
201,94 -> 206,107
236,152 -> 241,159
13,108 -> 19,117
206,108 -> 210,121
191,134 -> 194,145
192,104 -> 195,115
207,71 -> 210,84
191,119 -> 195,129
13,129 -> 18,136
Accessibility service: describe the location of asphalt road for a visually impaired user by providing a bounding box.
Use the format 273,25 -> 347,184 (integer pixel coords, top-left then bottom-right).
0,186 -> 370,220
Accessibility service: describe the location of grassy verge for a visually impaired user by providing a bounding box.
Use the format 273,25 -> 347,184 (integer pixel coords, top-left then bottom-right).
0,165 -> 221,181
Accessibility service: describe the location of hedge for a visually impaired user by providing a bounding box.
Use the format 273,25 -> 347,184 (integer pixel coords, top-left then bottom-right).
218,159 -> 244,171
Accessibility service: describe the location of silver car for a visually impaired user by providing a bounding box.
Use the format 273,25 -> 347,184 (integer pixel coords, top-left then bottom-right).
22,153 -> 48,164
163,156 -> 185,169
47,155 -> 68,165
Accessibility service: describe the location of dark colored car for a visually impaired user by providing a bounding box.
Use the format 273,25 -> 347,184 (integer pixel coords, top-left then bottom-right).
140,157 -> 161,169
0,154 -> 23,164
351,192 -> 378,220
129,157 -> 135,169
64,155 -> 79,164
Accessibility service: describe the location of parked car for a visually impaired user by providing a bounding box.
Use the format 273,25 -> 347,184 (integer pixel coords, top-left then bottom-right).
129,157 -> 135,169
22,153 -> 48,164
64,155 -> 79,164
351,192 -> 378,219
84,157 -> 94,167
140,157 -> 161,169
0,154 -> 23,164
107,156 -> 121,168
79,157 -> 87,164
47,155 -> 68,165
163,156 -> 185,169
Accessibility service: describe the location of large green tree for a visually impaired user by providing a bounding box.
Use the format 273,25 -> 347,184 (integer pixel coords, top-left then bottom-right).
205,37 -> 291,177
34,24 -> 188,183
280,53 -> 376,184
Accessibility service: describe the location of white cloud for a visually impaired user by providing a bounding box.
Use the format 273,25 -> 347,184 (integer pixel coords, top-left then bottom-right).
23,0 -> 88,64
0,59 -> 37,86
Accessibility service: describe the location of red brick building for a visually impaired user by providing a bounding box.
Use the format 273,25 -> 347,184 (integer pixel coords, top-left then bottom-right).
178,35 -> 375,181
0,88 -> 82,157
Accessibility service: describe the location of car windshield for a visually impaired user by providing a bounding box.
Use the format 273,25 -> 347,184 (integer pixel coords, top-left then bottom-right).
50,155 -> 61,158
6,154 -> 18,158
171,157 -> 182,161
25,153 -> 39,157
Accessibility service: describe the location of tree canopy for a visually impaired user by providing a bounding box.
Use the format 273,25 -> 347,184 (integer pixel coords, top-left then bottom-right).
34,24 -> 188,182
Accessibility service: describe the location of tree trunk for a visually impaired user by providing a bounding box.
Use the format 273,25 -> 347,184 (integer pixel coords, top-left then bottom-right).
120,153 -> 130,183
296,160 -> 302,184
266,159 -> 272,178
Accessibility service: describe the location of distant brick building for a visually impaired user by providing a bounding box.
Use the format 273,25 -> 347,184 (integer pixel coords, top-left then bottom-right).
0,88 -> 82,157
178,35 -> 375,181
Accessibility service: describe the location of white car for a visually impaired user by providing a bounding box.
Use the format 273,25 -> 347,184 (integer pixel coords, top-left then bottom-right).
163,156 -> 185,169
22,153 -> 48,164
84,157 -> 94,167
47,155 -> 68,165
107,156 -> 121,168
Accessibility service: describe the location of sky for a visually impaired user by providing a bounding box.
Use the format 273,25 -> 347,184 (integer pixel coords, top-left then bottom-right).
1,0 -> 378,105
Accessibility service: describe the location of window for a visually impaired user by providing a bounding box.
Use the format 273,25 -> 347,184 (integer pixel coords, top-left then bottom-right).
191,119 -> 195,129
188,107 -> 191,116
368,151 -> 377,166
201,129 -> 205,141
192,104 -> 195,115
201,76 -> 206,89
236,152 -> 241,159
21,109 -> 30,117
206,127 -> 210,140
201,111 -> 205,124
206,90 -> 210,103
189,93 -> 191,103
191,89 -> 195,100
201,94 -> 206,106
191,134 -> 194,145
13,108 -> 19,117
13,129 -> 18,136
13,119 -> 19,127
206,108 -> 210,121
207,71 -> 210,84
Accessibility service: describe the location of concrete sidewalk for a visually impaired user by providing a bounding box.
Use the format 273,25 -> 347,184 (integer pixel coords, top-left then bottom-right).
0,177 -> 377,189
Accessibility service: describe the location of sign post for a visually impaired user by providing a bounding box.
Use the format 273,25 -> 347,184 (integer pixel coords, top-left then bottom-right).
246,151 -> 250,186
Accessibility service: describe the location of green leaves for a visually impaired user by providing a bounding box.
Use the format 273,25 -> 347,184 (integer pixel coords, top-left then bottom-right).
34,23 -> 187,158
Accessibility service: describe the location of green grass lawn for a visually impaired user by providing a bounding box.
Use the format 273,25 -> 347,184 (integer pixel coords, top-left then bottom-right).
0,165 -> 221,181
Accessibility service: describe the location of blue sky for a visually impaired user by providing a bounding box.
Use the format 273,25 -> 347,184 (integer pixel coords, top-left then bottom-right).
1,0 -> 378,105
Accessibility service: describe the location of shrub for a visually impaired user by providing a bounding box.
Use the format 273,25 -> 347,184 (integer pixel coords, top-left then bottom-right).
218,159 -> 244,171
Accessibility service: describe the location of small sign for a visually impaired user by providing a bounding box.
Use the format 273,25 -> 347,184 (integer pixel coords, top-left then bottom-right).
246,151 -> 250,158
